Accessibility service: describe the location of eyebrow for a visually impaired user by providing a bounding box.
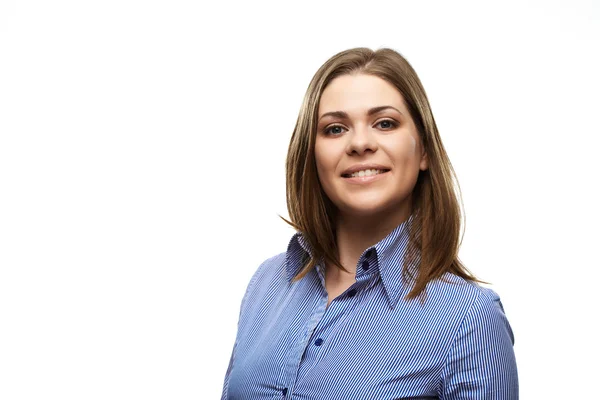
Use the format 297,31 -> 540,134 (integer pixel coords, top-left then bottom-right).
318,105 -> 403,122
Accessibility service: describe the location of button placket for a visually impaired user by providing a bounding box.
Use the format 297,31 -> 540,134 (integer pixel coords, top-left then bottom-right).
280,279 -> 327,398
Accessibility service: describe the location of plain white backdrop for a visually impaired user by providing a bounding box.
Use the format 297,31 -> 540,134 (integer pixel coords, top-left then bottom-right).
1,0 -> 599,398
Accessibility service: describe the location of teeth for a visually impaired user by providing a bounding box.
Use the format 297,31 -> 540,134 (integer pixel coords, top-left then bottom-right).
350,169 -> 385,178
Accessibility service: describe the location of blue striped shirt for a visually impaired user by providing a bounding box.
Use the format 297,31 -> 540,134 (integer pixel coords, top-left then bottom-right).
221,216 -> 518,399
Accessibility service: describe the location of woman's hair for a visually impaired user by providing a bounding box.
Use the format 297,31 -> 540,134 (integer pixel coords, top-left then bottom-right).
282,47 -> 483,300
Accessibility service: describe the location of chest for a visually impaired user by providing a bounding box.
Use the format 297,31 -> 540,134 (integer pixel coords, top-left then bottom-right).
324,275 -> 355,308
227,273 -> 457,399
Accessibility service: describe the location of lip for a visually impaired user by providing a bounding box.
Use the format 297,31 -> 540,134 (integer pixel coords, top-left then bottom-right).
342,170 -> 390,184
341,163 -> 391,177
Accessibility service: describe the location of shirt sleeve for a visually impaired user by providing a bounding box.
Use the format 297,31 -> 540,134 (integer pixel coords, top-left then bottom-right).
220,260 -> 266,400
440,288 -> 519,399
220,339 -> 236,400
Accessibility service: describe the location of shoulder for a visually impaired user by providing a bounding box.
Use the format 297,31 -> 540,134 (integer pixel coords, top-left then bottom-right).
461,282 -> 515,345
429,273 -> 508,310
437,275 -> 519,396
423,273 -> 514,342
249,252 -> 288,286
238,251 -> 289,311
430,273 -> 516,351
248,252 -> 286,287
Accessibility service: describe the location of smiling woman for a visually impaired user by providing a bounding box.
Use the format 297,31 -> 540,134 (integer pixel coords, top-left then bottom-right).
221,48 -> 519,399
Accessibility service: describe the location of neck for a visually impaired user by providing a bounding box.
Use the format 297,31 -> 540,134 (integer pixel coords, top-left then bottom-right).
332,202 -> 412,277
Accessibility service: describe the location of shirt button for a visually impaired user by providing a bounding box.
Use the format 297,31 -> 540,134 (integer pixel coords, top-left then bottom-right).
365,249 -> 373,258
362,260 -> 370,271
282,388 -> 288,396
348,289 -> 357,297
314,338 -> 324,346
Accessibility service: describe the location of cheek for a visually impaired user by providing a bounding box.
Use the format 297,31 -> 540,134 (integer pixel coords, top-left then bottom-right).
408,135 -> 417,154
313,145 -> 330,191
383,135 -> 420,166
314,144 -> 325,176
314,141 -> 336,180
403,135 -> 418,159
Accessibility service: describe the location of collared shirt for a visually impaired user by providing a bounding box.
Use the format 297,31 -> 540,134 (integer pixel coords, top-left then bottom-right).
221,216 -> 519,399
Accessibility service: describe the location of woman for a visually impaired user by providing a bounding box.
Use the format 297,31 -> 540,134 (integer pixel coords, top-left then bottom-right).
221,47 -> 518,399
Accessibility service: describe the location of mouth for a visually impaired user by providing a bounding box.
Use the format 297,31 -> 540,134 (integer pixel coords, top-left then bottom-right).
341,168 -> 390,178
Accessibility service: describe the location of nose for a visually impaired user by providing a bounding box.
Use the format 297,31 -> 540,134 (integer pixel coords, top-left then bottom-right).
345,123 -> 378,155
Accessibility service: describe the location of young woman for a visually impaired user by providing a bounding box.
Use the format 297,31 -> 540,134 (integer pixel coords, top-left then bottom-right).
220,47 -> 518,399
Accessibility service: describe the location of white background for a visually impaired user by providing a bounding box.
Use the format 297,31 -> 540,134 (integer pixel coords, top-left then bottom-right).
1,0 -> 599,398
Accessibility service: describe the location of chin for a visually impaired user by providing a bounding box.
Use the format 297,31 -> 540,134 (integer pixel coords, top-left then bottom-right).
337,202 -> 394,219
333,193 -> 412,221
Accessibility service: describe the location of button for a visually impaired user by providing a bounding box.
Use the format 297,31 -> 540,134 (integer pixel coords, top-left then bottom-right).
365,249 -> 373,258
348,289 -> 357,297
361,260 -> 370,271
282,388 -> 288,396
314,338 -> 324,346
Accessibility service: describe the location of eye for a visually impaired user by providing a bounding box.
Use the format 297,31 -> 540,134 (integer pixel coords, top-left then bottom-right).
376,119 -> 398,130
323,124 -> 346,136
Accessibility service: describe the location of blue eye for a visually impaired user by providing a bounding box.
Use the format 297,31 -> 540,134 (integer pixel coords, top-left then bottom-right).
324,125 -> 346,135
377,119 -> 397,129
323,119 -> 397,135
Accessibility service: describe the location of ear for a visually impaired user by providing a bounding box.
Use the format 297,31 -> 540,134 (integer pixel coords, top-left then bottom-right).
419,150 -> 429,171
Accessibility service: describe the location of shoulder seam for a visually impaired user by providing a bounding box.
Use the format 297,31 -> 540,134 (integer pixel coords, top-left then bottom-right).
437,286 -> 483,394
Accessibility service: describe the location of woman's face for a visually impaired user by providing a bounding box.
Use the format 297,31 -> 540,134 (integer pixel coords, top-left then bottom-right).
315,73 -> 428,221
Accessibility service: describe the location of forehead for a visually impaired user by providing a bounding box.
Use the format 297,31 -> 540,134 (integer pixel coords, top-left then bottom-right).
318,73 -> 406,116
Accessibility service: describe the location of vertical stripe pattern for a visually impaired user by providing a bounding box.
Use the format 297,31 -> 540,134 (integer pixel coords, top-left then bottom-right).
221,216 -> 519,399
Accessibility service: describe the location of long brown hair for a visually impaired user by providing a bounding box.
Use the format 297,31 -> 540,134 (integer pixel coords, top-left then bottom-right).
282,47 -> 483,300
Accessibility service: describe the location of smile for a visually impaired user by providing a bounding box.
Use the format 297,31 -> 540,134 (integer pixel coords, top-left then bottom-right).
342,168 -> 390,178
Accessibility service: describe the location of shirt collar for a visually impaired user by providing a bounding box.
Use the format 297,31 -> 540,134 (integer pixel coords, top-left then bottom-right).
285,232 -> 315,282
285,214 -> 419,308
372,213 -> 420,308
